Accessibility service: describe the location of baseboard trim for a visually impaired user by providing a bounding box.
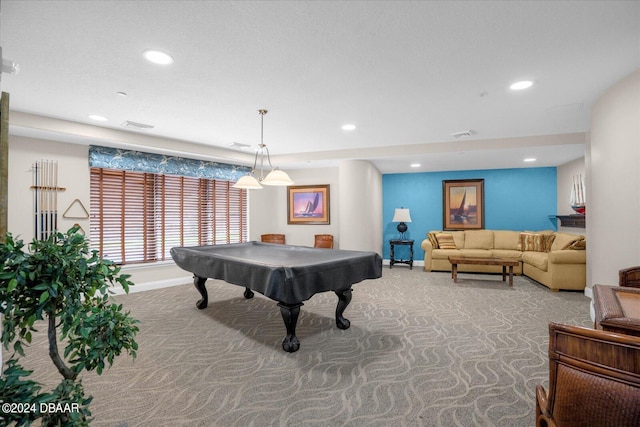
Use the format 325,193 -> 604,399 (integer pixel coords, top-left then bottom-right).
383,259 -> 425,267
110,276 -> 193,295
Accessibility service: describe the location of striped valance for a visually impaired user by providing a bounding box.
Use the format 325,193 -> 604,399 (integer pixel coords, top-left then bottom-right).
88,145 -> 250,182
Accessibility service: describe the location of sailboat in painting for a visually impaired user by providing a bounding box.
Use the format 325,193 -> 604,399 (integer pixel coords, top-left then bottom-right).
299,192 -> 320,217
453,190 -> 468,222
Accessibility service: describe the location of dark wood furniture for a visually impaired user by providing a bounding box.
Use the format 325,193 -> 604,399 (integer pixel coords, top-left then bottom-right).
389,239 -> 414,269
553,214 -> 586,228
314,234 -> 334,249
593,284 -> 640,337
535,322 -> 640,427
261,233 -> 286,244
620,266 -> 640,288
170,242 -> 382,352
448,255 -> 519,286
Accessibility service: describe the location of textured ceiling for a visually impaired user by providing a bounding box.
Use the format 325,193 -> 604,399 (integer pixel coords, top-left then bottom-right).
1,1 -> 638,173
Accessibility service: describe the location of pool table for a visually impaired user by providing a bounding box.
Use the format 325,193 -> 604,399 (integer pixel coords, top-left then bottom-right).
170,241 -> 382,352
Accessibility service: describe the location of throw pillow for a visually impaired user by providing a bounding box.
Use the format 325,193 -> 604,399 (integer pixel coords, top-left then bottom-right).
550,232 -> 585,251
568,238 -> 586,250
427,232 -> 440,249
544,234 -> 556,252
435,233 -> 457,249
519,232 -> 547,252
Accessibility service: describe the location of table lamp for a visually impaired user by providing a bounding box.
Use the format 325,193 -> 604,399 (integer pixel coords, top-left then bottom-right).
392,207 -> 412,239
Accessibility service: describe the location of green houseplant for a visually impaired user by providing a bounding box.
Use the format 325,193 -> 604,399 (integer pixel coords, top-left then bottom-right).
0,226 -> 139,426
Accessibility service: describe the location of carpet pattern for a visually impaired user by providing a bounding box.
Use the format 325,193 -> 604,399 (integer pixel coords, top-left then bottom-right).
10,268 -> 592,426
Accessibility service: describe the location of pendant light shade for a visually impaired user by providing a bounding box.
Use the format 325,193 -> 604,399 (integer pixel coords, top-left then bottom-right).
262,168 -> 294,186
232,109 -> 293,190
233,174 -> 263,189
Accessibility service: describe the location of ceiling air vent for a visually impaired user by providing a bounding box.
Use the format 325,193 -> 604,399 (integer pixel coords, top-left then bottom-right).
228,142 -> 251,150
121,120 -> 154,130
451,130 -> 473,139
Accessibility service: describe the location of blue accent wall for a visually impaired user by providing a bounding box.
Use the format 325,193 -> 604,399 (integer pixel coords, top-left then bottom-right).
382,168 -> 557,261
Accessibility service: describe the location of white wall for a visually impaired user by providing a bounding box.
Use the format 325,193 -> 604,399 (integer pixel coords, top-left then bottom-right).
8,136 -> 91,241
338,160 -> 383,254
7,135 -> 192,288
248,166 -> 340,247
588,69 -> 640,289
8,135 -> 384,292
248,161 -> 384,255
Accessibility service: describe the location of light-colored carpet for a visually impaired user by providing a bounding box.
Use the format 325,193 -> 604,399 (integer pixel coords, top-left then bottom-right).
12,268 -> 592,426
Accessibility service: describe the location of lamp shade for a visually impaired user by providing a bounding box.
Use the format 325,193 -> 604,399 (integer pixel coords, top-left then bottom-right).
232,174 -> 263,189
262,169 -> 294,186
392,208 -> 412,223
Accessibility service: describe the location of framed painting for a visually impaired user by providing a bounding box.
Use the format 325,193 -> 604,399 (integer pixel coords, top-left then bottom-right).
443,179 -> 484,230
287,184 -> 330,225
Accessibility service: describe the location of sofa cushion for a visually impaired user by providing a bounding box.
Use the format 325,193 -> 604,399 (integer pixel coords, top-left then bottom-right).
464,230 -> 494,249
491,249 -> 523,260
449,231 -> 465,249
494,230 -> 520,250
522,251 -> 549,271
435,233 -> 457,249
431,248 -> 462,259
459,249 -> 493,258
520,233 -> 548,252
551,232 -> 585,251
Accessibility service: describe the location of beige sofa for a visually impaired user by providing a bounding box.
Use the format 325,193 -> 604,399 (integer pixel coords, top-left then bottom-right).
420,229 -> 586,291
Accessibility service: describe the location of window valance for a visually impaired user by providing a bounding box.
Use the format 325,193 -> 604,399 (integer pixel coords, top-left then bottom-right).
88,145 -> 250,182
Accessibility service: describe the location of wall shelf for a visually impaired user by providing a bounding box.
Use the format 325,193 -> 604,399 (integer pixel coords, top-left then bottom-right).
553,215 -> 586,228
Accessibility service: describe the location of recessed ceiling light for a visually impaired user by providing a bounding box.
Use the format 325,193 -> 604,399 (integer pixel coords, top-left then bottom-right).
524,158 -> 537,162
410,163 -> 421,168
88,114 -> 108,122
341,124 -> 356,131
510,80 -> 534,90
143,49 -> 174,65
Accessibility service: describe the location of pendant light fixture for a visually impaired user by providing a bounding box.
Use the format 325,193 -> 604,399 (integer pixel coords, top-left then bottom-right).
232,109 -> 294,189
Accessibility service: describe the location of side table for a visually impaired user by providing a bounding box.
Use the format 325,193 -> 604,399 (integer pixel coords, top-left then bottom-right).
390,239 -> 414,269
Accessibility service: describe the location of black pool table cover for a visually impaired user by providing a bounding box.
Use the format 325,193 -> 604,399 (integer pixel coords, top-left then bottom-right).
170,241 -> 383,305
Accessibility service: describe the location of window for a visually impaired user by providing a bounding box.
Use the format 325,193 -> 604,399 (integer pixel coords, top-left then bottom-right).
90,167 -> 248,265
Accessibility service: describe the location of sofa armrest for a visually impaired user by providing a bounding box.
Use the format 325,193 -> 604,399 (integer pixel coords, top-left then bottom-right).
421,239 -> 434,271
548,250 -> 586,264
421,239 -> 433,251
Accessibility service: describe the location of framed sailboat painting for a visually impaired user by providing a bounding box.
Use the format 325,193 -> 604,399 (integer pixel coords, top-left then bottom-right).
287,184 -> 330,224
442,179 -> 484,230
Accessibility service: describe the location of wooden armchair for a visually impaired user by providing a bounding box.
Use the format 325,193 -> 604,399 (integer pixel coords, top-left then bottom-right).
619,266 -> 640,288
535,322 -> 640,427
261,234 -> 285,244
314,234 -> 334,249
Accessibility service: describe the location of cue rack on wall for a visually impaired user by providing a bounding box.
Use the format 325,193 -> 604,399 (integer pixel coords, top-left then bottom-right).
31,159 -> 66,240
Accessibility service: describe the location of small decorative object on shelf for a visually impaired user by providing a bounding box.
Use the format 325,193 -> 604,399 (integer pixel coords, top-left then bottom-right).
570,174 -> 586,215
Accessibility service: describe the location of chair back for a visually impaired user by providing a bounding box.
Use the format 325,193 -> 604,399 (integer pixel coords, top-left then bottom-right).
535,322 -> 640,427
314,234 -> 334,249
261,234 -> 285,244
620,266 -> 640,288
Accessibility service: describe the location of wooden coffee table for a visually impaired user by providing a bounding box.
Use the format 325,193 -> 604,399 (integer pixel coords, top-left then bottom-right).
448,255 -> 520,286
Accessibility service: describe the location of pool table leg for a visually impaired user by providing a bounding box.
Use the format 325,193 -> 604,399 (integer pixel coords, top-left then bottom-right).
277,302 -> 303,353
335,288 -> 353,330
193,276 -> 208,309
